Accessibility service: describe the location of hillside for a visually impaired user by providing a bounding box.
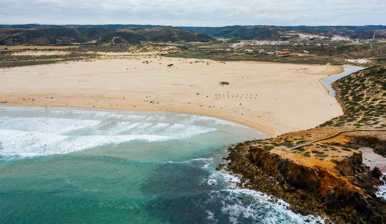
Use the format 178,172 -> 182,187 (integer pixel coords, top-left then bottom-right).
0,25 -> 213,45
226,66 -> 386,223
1,25 -> 386,45
182,25 -> 386,40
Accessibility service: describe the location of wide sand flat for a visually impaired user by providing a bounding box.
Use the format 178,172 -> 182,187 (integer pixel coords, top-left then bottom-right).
0,57 -> 343,136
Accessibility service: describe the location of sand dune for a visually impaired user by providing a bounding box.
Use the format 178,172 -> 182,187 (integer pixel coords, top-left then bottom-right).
0,57 -> 343,136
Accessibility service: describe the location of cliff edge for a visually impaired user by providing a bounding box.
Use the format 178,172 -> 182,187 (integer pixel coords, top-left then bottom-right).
225,66 -> 386,223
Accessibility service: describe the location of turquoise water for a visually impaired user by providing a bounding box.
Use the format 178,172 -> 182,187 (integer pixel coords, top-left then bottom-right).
0,106 -> 324,224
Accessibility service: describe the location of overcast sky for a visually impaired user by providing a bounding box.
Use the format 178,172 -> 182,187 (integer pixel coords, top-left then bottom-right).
0,0 -> 385,26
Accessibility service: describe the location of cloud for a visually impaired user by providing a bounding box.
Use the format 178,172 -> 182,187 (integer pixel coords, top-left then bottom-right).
0,0 -> 385,25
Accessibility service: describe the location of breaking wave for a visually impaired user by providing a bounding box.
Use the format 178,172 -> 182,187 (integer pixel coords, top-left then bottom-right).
0,107 -> 223,159
178,158 -> 326,224
376,174 -> 386,201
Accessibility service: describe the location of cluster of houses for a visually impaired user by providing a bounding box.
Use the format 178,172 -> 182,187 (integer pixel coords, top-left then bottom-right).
228,38 -> 314,57
228,45 -> 298,57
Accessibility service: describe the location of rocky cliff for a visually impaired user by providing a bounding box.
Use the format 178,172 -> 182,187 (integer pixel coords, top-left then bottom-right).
225,66 -> 386,223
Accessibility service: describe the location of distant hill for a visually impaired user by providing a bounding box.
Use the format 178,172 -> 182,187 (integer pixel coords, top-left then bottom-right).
181,25 -> 386,40
1,24 -> 386,45
0,25 -> 213,45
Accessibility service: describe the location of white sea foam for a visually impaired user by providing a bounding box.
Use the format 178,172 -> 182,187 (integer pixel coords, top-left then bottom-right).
98,121 -> 216,137
0,117 -> 100,134
0,129 -> 68,157
205,169 -> 326,224
0,129 -> 175,158
217,188 -> 325,224
376,174 -> 386,201
377,184 -> 386,200
188,114 -> 244,127
192,157 -> 326,223
0,107 -> 221,159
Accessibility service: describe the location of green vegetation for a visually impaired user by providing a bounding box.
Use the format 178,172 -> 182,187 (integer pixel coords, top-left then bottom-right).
182,25 -> 386,40
166,41 -> 386,65
1,24 -> 386,66
322,66 -> 386,128
2,25 -> 386,42
236,66 -> 386,160
0,25 -> 213,45
0,51 -> 98,68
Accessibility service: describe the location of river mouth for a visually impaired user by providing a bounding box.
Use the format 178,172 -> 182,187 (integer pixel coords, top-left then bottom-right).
321,65 -> 364,96
0,106 -> 324,223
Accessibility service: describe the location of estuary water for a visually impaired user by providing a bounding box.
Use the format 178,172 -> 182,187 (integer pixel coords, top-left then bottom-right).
0,106 -> 324,224
321,65 -> 364,96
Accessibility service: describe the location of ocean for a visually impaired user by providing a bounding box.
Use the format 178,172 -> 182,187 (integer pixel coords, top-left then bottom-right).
0,106 -> 324,224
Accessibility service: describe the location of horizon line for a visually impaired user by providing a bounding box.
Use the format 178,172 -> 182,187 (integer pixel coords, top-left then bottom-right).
1,23 -> 386,28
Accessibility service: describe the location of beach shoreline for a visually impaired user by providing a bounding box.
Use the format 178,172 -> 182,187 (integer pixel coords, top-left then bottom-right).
0,56 -> 343,136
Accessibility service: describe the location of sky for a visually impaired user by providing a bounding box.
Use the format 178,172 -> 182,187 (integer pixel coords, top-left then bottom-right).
0,0 -> 385,26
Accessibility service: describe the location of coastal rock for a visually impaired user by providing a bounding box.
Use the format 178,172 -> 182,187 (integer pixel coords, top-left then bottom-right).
225,66 -> 386,223
227,141 -> 385,223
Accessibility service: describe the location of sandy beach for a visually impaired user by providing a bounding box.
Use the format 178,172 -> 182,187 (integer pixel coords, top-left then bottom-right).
0,56 -> 343,136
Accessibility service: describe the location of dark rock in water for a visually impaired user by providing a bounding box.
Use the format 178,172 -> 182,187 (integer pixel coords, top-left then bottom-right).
371,167 -> 383,179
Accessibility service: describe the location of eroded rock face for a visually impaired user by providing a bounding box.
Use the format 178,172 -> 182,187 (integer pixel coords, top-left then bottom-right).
227,141 -> 385,224
348,135 -> 386,157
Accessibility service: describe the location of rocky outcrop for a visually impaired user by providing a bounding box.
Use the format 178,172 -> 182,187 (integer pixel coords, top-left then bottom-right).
227,140 -> 385,223
225,66 -> 386,223
348,135 -> 386,157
